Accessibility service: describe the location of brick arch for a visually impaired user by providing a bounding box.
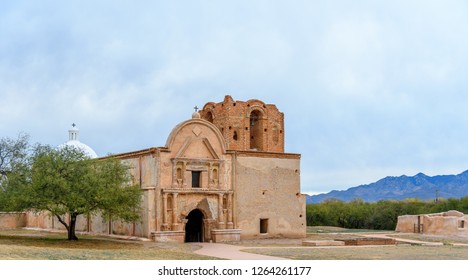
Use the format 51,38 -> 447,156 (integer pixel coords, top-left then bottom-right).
200,102 -> 216,123
246,104 -> 267,118
204,111 -> 214,123
246,98 -> 268,109
248,108 -> 266,151
198,95 -> 284,153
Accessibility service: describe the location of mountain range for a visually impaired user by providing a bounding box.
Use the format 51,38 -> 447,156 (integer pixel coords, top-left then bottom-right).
307,170 -> 468,204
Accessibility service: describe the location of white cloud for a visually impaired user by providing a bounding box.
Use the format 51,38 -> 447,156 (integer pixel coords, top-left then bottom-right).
2,1 -> 468,194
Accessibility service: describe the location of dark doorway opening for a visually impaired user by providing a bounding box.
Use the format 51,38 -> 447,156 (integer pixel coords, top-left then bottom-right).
260,218 -> 269,234
192,171 -> 201,188
185,209 -> 204,242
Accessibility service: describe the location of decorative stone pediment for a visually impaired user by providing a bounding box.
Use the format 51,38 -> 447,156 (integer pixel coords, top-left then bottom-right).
165,118 -> 227,155
174,137 -> 220,160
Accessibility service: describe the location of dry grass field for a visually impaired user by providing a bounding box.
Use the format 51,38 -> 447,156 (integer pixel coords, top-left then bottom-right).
243,244 -> 468,260
240,227 -> 468,260
0,229 -> 218,260
2,227 -> 468,260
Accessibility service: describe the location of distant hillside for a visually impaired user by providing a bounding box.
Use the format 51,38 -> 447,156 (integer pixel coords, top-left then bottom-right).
307,170 -> 468,204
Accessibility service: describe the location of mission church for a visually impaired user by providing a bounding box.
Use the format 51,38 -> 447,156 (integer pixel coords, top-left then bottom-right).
25,96 -> 306,242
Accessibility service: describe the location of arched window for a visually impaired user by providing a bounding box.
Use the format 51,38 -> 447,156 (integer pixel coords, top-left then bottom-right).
205,111 -> 214,123
249,110 -> 264,151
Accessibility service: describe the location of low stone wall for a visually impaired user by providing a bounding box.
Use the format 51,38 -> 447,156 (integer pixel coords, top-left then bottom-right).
335,238 -> 396,246
24,211 -> 145,237
302,240 -> 345,246
0,212 -> 27,229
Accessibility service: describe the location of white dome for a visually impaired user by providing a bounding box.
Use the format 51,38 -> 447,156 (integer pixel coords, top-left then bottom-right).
59,140 -> 98,159
58,124 -> 98,159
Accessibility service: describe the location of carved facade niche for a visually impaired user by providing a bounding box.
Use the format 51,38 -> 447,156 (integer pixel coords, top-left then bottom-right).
209,162 -> 221,189
171,158 -> 223,190
172,160 -> 187,188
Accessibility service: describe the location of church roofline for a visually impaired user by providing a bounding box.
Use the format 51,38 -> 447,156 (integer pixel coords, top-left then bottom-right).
101,147 -> 167,160
99,146 -> 300,161
202,95 -> 281,113
228,150 -> 300,159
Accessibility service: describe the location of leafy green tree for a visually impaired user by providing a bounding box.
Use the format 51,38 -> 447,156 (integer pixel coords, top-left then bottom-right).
459,196 -> 468,213
4,145 -> 141,240
307,197 -> 468,230
0,133 -> 30,182
0,133 -> 30,210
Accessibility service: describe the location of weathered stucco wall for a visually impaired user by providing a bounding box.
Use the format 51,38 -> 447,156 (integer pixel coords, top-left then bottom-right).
395,215 -> 418,232
24,211 -> 149,237
234,153 -> 306,239
26,212 -> 56,229
396,210 -> 468,236
0,212 -> 26,229
120,152 -> 159,237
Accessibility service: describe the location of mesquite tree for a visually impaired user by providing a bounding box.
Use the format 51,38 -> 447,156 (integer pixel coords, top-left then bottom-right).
4,145 -> 141,240
0,133 -> 30,209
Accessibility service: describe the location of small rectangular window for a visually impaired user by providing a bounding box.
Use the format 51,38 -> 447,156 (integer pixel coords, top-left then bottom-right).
192,171 -> 201,188
459,220 -> 465,229
260,218 -> 268,234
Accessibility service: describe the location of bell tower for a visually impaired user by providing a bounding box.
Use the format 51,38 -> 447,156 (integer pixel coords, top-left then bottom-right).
199,95 -> 284,153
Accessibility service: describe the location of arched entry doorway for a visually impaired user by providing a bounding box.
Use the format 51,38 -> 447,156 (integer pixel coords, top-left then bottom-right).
185,209 -> 204,242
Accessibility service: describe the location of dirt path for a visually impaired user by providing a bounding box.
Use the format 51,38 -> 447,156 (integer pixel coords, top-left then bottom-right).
194,242 -> 289,260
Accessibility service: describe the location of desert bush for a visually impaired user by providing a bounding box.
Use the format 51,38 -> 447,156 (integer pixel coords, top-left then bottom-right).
307,196 -> 468,230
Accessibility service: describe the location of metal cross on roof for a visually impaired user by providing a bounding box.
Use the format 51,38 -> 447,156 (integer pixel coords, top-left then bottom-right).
72,123 -> 76,127
194,106 -> 199,112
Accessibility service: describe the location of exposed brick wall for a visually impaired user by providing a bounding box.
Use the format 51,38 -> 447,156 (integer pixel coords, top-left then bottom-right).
199,95 -> 285,153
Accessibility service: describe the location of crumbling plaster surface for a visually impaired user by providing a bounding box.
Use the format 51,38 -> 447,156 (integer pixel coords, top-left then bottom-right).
396,211 -> 468,236
234,155 -> 306,239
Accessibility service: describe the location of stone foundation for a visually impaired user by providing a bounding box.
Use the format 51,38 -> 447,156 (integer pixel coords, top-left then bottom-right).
151,231 -> 185,243
211,229 -> 241,243
302,240 -> 345,246
335,238 -> 396,246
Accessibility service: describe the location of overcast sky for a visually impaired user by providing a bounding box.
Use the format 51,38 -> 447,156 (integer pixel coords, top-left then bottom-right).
1,1 -> 468,195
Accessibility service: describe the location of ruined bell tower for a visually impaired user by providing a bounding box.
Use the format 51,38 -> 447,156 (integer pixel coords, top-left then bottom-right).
198,95 -> 285,153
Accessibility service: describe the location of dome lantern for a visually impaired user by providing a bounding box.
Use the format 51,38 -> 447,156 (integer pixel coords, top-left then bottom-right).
59,123 -> 98,159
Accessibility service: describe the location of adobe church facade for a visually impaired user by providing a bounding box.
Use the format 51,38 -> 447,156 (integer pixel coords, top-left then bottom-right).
18,96 -> 306,242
